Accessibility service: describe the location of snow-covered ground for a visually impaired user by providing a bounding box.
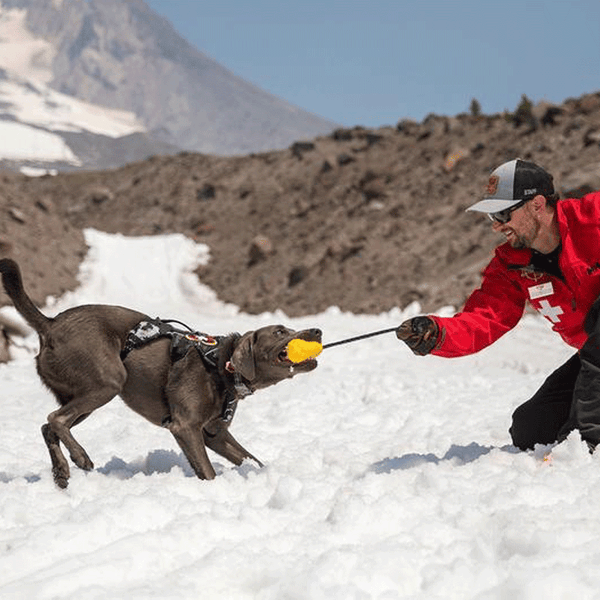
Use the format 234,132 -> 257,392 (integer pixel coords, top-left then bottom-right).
1,229 -> 598,600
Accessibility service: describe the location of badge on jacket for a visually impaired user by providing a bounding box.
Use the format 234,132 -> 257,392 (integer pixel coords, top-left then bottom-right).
528,282 -> 554,300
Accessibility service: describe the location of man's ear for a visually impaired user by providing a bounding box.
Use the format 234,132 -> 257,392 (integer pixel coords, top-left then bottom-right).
531,194 -> 546,213
229,333 -> 256,381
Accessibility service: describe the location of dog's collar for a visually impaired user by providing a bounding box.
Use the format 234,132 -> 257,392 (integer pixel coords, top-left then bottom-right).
225,360 -> 254,398
184,331 -> 255,422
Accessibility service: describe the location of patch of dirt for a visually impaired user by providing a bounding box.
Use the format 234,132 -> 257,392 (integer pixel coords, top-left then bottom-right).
2,91 -> 600,317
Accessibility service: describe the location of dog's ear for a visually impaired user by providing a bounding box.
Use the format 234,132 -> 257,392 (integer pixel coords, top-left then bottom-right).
230,332 -> 256,381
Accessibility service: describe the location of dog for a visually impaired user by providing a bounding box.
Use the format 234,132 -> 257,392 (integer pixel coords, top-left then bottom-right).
0,258 -> 321,488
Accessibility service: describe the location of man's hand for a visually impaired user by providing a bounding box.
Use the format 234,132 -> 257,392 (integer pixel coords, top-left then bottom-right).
396,316 -> 439,356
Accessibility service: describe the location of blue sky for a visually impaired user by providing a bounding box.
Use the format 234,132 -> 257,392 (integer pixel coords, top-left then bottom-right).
145,0 -> 600,128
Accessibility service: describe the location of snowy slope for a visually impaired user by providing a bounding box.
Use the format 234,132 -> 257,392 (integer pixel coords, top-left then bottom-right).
0,6 -> 166,173
2,230 -> 599,600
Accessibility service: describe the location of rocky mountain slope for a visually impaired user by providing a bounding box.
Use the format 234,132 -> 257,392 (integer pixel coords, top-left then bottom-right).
1,92 -> 600,317
1,0 -> 335,156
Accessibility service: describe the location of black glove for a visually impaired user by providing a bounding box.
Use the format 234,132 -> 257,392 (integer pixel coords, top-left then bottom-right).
396,316 -> 439,356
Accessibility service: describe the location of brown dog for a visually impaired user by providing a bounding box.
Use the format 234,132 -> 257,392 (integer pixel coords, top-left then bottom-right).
0,258 -> 321,488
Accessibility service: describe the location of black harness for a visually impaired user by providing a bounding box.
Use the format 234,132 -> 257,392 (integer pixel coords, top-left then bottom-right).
120,318 -> 253,423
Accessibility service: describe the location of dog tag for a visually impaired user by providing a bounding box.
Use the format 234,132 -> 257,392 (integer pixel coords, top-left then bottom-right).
528,281 -> 554,300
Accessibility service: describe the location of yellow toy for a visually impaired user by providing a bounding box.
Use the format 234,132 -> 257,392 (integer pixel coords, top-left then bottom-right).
287,339 -> 323,363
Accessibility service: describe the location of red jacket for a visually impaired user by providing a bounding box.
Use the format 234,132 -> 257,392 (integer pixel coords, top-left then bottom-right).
431,191 -> 600,358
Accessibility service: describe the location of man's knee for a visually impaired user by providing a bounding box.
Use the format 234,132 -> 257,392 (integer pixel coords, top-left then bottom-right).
509,403 -> 536,450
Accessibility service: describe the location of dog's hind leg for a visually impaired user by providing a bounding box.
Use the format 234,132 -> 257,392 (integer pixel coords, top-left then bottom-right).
41,422 -> 71,489
204,426 -> 264,468
43,387 -> 121,487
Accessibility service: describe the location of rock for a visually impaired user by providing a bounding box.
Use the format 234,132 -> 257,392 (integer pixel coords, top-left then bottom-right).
288,266 -> 308,287
248,235 -> 274,266
291,141 -> 316,159
559,164 -> 600,198
584,128 -> 600,147
444,147 -> 470,172
332,128 -> 353,141
578,94 -> 600,114
337,153 -> 354,166
8,207 -> 26,223
85,186 -> 114,205
197,184 -> 216,200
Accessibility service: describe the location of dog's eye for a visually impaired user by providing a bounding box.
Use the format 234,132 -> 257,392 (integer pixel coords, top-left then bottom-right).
274,328 -> 286,336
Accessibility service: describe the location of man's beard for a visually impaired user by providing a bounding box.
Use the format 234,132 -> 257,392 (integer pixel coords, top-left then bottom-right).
507,219 -> 540,250
510,233 -> 528,249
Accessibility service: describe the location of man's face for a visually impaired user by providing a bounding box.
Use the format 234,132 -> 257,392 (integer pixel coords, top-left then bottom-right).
491,201 -> 541,249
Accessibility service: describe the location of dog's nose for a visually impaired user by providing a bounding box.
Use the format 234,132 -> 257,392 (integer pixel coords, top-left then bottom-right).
309,328 -> 322,339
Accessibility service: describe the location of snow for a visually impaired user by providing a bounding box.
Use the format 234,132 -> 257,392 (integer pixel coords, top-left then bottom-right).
0,119 -> 79,163
0,5 -> 145,169
0,76 -> 144,137
1,229 -> 599,600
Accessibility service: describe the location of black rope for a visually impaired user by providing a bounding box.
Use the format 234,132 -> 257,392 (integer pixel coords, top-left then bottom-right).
322,327 -> 397,349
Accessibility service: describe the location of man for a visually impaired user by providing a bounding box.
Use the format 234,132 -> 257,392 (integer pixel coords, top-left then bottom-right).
396,158 -> 600,451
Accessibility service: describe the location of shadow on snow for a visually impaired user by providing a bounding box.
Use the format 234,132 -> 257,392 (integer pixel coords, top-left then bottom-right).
0,449 -> 260,484
97,449 -> 261,480
369,442 -> 521,474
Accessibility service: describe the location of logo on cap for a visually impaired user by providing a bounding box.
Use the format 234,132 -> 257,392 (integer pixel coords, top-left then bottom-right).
486,175 -> 499,196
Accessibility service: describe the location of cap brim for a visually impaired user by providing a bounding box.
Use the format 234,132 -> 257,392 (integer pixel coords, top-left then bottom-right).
466,198 -> 522,214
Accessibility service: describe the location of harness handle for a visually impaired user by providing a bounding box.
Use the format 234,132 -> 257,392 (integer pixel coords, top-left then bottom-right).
160,318 -> 196,332
322,327 -> 397,349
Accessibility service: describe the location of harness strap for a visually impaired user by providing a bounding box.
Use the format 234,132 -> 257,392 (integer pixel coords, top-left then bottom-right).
121,318 -> 253,422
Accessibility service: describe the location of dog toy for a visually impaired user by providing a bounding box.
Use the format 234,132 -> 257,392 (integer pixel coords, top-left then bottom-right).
287,339 -> 323,363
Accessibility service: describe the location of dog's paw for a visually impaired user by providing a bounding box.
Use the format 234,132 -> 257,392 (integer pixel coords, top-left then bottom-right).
52,466 -> 70,489
69,450 -> 94,472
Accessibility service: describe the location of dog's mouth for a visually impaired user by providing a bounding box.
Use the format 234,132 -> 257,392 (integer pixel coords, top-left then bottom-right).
277,348 -> 318,370
277,330 -> 322,370
277,348 -> 316,365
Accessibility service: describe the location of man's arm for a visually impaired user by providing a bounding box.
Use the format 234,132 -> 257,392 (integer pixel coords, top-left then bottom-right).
396,252 -> 527,358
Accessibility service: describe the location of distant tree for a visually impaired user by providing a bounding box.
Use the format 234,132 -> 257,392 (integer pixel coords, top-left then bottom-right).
508,94 -> 538,131
469,98 -> 482,117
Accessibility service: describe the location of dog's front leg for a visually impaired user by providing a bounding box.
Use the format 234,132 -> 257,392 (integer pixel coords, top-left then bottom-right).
204,426 -> 264,469
165,351 -> 218,480
165,420 -> 216,480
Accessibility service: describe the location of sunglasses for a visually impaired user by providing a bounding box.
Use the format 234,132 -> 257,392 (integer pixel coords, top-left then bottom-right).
487,199 -> 527,224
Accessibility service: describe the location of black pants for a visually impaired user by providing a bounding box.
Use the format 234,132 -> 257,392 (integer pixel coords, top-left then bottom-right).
510,295 -> 600,450
509,353 -> 579,450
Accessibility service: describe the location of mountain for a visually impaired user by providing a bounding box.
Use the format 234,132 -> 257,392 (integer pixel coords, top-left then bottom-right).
0,66 -> 180,174
1,91 -> 599,316
0,0 -> 336,163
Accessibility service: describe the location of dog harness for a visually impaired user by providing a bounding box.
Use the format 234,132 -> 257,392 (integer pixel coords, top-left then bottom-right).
120,318 -> 253,422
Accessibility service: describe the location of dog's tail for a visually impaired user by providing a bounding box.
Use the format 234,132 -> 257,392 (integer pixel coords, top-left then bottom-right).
0,258 -> 51,335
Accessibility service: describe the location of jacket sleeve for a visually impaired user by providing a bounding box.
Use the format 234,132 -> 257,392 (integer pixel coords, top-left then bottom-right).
429,254 -> 527,358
